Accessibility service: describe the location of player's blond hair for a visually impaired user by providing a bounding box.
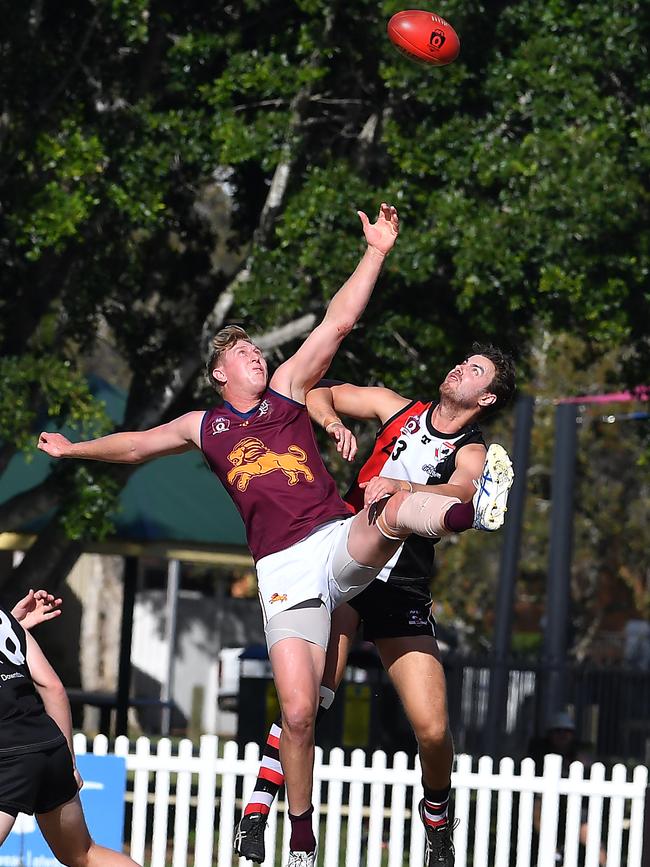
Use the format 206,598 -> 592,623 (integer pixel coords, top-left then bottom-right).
206,325 -> 252,393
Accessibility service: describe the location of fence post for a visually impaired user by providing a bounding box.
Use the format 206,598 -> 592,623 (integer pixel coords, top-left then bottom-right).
642,784 -> 650,867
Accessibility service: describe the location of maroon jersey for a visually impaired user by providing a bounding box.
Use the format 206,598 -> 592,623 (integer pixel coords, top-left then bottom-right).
201,388 -> 352,561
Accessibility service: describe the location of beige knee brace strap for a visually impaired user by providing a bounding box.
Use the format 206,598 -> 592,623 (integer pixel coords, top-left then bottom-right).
378,491 -> 460,539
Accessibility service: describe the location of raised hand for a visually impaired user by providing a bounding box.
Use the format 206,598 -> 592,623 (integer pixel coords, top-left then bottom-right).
12,589 -> 63,630
357,202 -> 399,255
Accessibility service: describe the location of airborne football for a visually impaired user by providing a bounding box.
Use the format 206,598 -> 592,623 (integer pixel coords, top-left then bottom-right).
387,9 -> 460,66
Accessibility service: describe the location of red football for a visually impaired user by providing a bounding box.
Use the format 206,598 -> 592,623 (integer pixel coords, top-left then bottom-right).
387,9 -> 460,66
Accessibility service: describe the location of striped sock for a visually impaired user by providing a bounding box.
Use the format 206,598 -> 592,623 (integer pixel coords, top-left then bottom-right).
422,784 -> 451,829
243,688 -> 335,818
244,721 -> 284,817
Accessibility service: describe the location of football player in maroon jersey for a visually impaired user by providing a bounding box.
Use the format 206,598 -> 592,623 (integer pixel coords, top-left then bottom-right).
235,347 -> 515,867
38,203 -> 512,867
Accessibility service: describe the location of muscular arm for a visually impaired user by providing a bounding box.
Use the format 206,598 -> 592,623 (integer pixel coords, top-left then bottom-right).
38,411 -> 204,463
271,204 -> 398,402
306,381 -> 410,462
26,631 -> 75,763
360,441 -> 487,506
306,381 -> 410,428
424,442 -> 487,502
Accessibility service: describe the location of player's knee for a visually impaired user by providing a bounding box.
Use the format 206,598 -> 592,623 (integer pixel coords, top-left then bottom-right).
416,719 -> 451,754
382,489 -> 411,527
281,699 -> 318,738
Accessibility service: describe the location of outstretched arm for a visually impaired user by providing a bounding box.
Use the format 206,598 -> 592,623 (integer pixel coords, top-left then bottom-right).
12,590 -> 62,630
38,411 -> 204,463
271,203 -> 399,402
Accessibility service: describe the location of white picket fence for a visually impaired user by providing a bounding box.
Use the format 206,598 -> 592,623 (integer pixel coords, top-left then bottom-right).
73,733 -> 648,867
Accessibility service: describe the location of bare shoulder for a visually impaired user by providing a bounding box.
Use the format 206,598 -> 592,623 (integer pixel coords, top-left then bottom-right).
168,411 -> 206,446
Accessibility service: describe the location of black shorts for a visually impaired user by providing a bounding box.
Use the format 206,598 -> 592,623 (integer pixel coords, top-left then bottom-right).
348,578 -> 436,642
0,740 -> 78,817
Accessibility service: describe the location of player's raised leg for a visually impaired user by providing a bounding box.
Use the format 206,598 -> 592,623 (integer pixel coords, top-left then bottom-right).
347,445 -> 514,551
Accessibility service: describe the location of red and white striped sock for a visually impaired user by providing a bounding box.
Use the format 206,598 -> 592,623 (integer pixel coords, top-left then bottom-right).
245,722 -> 284,817
243,687 -> 335,818
422,784 -> 451,829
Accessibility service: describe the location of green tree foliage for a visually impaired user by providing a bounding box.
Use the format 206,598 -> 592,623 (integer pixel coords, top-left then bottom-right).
0,0 -> 648,595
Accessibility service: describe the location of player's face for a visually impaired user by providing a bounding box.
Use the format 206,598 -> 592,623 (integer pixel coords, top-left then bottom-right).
440,354 -> 497,409
214,340 -> 268,394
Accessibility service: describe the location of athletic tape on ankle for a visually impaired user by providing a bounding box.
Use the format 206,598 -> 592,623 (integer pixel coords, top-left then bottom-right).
394,492 -> 460,538
319,686 -> 335,709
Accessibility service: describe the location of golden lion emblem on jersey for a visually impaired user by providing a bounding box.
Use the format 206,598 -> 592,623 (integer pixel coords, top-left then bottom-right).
226,437 -> 314,492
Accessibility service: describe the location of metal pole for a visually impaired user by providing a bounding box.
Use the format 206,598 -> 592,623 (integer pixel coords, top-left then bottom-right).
484,395 -> 534,756
541,403 -> 578,727
116,556 -> 138,737
161,558 -> 180,736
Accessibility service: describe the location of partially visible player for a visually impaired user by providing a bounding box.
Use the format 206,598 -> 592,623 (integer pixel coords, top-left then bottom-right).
0,600 -> 140,867
234,345 -> 515,867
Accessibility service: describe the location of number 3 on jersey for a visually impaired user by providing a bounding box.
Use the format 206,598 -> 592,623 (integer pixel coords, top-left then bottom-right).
391,438 -> 407,460
0,611 -> 26,666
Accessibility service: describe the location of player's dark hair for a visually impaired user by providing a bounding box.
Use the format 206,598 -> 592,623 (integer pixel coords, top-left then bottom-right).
206,325 -> 252,393
471,342 -> 516,416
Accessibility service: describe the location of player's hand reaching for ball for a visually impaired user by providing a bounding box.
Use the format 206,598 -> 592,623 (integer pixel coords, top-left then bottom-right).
358,203 -> 399,256
325,421 -> 357,462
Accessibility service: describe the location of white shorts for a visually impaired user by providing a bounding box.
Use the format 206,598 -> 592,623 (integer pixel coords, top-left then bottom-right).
255,517 -> 381,627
